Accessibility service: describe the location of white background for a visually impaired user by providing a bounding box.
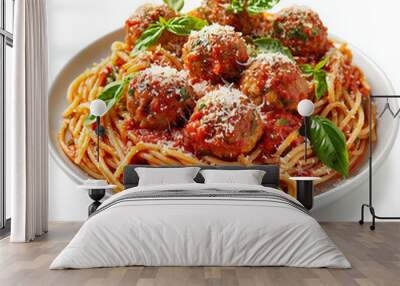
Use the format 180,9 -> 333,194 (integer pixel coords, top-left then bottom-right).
47,0 -> 400,221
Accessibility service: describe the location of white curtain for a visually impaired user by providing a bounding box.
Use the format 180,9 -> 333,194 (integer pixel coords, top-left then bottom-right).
9,0 -> 49,242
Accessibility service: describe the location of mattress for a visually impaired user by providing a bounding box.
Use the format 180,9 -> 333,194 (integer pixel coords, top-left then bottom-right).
50,183 -> 350,269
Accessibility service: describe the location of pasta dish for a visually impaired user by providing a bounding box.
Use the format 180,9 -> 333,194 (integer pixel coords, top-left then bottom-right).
58,0 -> 376,196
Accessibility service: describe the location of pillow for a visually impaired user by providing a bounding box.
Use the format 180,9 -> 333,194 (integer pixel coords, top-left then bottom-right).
135,167 -> 200,186
200,169 -> 266,185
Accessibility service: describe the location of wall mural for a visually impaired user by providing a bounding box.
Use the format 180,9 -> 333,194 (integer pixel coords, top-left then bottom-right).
55,0 -> 376,196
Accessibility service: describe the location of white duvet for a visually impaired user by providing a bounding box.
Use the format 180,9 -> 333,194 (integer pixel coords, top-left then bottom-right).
50,183 -> 350,269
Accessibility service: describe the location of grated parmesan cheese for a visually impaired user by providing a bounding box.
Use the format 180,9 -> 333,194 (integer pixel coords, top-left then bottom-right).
278,5 -> 320,33
197,86 -> 260,142
254,52 -> 294,66
284,5 -> 313,13
190,23 -> 241,41
191,80 -> 211,95
140,65 -> 188,83
280,5 -> 317,19
201,86 -> 247,108
247,52 -> 296,91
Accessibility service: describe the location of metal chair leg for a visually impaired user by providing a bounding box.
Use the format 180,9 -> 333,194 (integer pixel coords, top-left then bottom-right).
370,207 -> 376,231
359,204 -> 366,225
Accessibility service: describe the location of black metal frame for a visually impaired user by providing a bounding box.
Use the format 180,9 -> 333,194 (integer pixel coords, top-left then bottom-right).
295,180 -> 314,210
294,116 -> 315,211
88,189 -> 106,216
359,95 -> 400,230
0,0 -> 14,233
86,117 -> 107,216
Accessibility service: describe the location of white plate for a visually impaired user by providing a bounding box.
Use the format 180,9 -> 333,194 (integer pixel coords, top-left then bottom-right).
48,29 -> 399,209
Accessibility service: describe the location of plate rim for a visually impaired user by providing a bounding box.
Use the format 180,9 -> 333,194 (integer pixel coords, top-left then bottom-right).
313,37 -> 399,208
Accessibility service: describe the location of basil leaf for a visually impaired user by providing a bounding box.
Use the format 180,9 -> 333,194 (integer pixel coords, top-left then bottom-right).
309,116 -> 349,177
163,0 -> 184,12
159,16 -> 168,26
314,70 -> 328,100
300,64 -> 314,75
288,27 -> 308,41
315,57 -> 329,71
180,87 -> 190,101
97,81 -> 123,101
300,57 -> 329,100
166,16 -> 207,36
131,15 -> 207,55
246,0 -> 280,15
228,0 -> 245,14
253,37 -> 293,60
277,118 -> 289,126
197,102 -> 206,111
84,114 -> 96,125
128,87 -> 135,96
85,76 -> 132,125
131,23 -> 165,56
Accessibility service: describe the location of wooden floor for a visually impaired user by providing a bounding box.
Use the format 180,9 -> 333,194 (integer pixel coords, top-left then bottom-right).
0,222 -> 399,286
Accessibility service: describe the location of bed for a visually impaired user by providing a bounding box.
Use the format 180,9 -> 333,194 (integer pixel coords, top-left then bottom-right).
50,165 -> 350,269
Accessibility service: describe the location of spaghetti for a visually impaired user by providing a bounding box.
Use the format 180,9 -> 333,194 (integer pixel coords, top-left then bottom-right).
58,4 -> 375,197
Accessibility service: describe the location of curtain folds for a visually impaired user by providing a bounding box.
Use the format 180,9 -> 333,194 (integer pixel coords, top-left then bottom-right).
10,0 -> 49,242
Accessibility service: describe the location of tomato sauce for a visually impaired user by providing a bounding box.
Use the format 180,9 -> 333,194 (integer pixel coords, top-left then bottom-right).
126,123 -> 187,149
262,110 -> 303,156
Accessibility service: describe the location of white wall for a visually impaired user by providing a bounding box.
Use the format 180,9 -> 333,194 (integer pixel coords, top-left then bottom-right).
48,0 -> 400,221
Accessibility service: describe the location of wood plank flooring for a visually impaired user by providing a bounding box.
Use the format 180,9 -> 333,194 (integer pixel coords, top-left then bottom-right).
0,222 -> 399,286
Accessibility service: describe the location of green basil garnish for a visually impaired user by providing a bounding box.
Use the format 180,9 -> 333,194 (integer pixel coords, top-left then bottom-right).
300,64 -> 314,75
131,16 -> 207,56
277,118 -> 289,126
314,70 -> 328,100
300,57 -> 329,100
246,0 -> 280,15
228,0 -> 280,15
309,116 -> 349,177
253,37 -> 294,60
228,0 -> 246,13
167,16 -> 208,36
85,76 -> 133,125
315,56 -> 329,71
132,23 -> 166,56
288,27 -> 308,41
128,87 -> 135,96
163,0 -> 184,12
180,87 -> 190,101
197,102 -> 206,111
95,81 -> 122,101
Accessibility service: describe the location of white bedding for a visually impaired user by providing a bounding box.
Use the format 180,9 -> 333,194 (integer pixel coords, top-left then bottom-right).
50,183 -> 350,269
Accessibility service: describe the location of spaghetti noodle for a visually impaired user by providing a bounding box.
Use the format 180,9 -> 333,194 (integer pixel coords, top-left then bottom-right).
58,4 -> 375,197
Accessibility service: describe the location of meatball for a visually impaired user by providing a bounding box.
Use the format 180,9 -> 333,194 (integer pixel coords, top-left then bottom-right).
182,24 -> 249,84
240,12 -> 273,37
184,87 -> 263,159
199,0 -> 241,30
198,0 -> 272,36
127,65 -> 195,130
124,4 -> 186,56
240,52 -> 309,110
272,6 -> 330,59
261,111 -> 302,157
